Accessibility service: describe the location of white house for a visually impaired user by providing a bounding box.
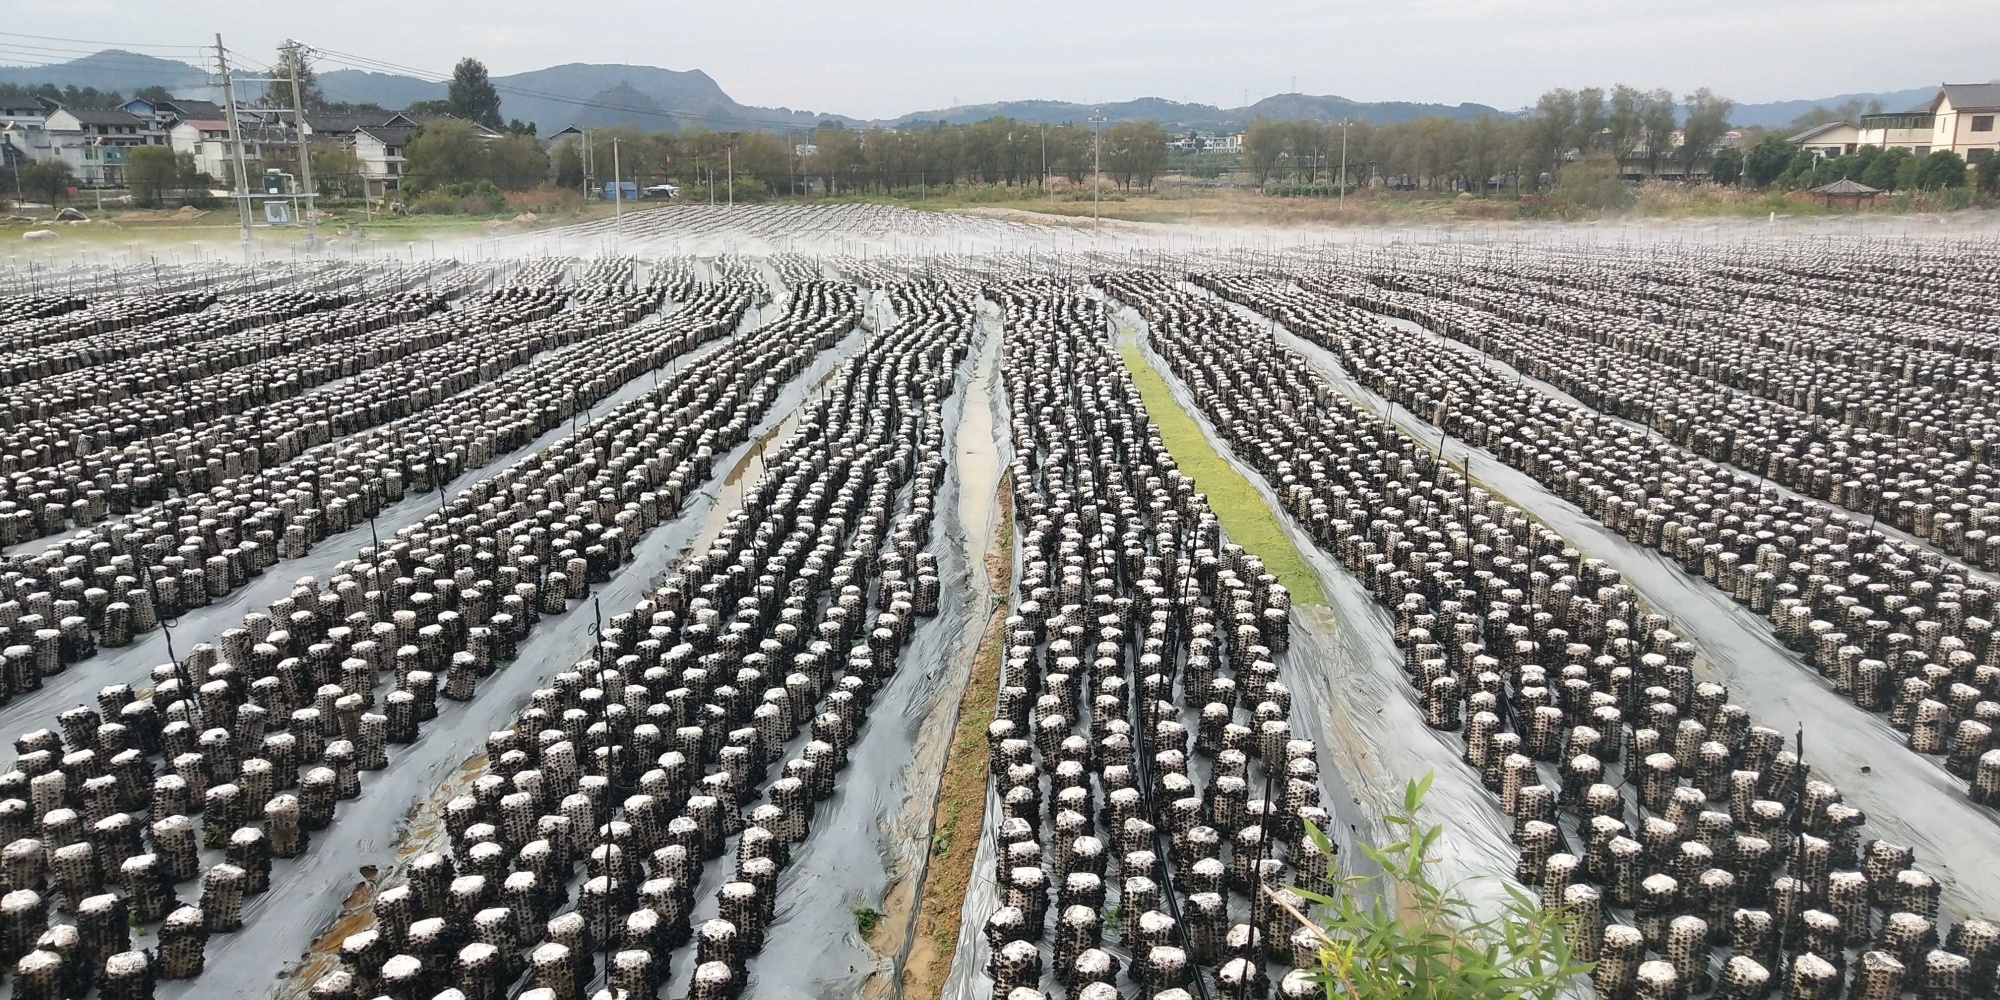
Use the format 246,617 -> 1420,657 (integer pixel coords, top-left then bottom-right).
1789,121 -> 1861,157
353,124 -> 416,198
1790,85 -> 2000,163
169,119 -> 269,183
1918,83 -> 2000,162
349,116 -> 501,198
0,98 -> 49,171
122,97 -> 229,133
36,107 -> 166,188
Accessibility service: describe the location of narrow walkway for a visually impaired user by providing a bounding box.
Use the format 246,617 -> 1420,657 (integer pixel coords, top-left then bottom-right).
1260,308 -> 2000,924
1110,317 -> 1326,606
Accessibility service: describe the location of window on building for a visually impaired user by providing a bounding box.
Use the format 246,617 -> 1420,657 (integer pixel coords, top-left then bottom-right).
1916,146 -> 1931,156
1975,116 -> 1996,132
1970,149 -> 1995,164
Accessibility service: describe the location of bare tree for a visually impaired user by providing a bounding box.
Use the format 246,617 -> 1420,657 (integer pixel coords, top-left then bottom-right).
1679,88 -> 1736,177
1640,88 -> 1677,177
1607,84 -> 1645,163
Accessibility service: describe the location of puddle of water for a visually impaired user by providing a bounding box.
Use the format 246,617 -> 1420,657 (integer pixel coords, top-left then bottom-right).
682,332 -> 861,560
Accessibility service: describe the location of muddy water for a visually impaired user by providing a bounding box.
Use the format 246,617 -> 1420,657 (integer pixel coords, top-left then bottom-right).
1257,307 -> 2000,924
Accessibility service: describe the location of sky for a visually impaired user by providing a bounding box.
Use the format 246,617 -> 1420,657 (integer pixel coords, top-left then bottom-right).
4,0 -> 1992,118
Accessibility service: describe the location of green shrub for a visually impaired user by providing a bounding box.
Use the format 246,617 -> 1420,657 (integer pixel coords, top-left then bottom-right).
1913,150 -> 1967,191
728,176 -> 773,203
1548,159 -> 1635,213
1286,774 -> 1594,1000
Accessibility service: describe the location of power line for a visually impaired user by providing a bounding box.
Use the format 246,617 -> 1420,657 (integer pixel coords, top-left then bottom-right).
0,40 -> 199,62
0,31 -> 209,52
0,57 -> 208,83
0,46 -> 206,71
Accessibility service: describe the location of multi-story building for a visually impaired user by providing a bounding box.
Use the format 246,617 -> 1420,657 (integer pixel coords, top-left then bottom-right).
168,118 -> 272,183
0,97 -> 50,171
34,107 -> 167,188
1789,84 -> 2000,163
352,124 -> 416,198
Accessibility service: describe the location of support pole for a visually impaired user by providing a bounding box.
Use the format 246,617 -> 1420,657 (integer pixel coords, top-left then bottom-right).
215,34 -> 254,256
286,39 -> 318,252
1091,111 -> 1106,236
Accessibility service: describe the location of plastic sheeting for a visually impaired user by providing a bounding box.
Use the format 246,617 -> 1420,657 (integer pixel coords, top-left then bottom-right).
665,290 -> 999,999
940,296 -> 1520,1000
1254,300 -> 2000,925
0,298 -> 746,758
143,317 -> 864,1000
1117,300 -> 1520,909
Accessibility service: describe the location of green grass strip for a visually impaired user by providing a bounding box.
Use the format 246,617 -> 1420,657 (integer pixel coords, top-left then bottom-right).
1118,344 -> 1327,606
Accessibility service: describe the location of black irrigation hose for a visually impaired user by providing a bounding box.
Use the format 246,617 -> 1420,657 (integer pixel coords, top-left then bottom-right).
1096,303 -> 1216,1000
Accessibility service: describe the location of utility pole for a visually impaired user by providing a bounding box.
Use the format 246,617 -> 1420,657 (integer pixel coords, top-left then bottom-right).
215,34 -> 253,255
611,137 -> 622,237
1339,120 -> 1350,206
1039,122 -> 1047,195
285,39 -> 317,252
1091,111 -> 1106,236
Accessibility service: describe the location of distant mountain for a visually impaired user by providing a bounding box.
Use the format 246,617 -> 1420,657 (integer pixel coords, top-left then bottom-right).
468,62 -> 844,132
1242,93 -> 1505,125
893,98 -> 1215,127
315,69 -> 444,110
1728,86 -> 1943,128
890,93 -> 1505,130
0,48 -> 207,92
0,50 -> 1974,137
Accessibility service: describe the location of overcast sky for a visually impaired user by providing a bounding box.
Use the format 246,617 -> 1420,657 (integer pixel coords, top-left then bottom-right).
7,0 -> 1992,118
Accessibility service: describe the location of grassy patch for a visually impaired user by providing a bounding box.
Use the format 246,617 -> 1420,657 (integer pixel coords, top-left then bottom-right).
1118,345 -> 1327,606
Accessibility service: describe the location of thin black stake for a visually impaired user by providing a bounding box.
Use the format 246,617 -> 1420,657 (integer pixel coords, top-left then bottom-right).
142,560 -> 203,730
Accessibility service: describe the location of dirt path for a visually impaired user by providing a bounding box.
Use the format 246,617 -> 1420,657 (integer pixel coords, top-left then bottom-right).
896,470 -> 1013,1000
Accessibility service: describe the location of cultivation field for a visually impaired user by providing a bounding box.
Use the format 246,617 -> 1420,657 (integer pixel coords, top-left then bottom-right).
1,210 -> 1998,1000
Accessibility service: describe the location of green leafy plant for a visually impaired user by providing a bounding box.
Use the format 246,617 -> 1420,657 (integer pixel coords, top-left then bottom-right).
852,906 -> 880,936
1283,773 -> 1594,1000
931,830 -> 952,857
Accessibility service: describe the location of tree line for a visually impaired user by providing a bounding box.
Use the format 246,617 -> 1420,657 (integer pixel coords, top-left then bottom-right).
540,118 -> 1170,199
1243,85 -> 1736,193
0,81 -> 147,110
1734,136 -> 1994,194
